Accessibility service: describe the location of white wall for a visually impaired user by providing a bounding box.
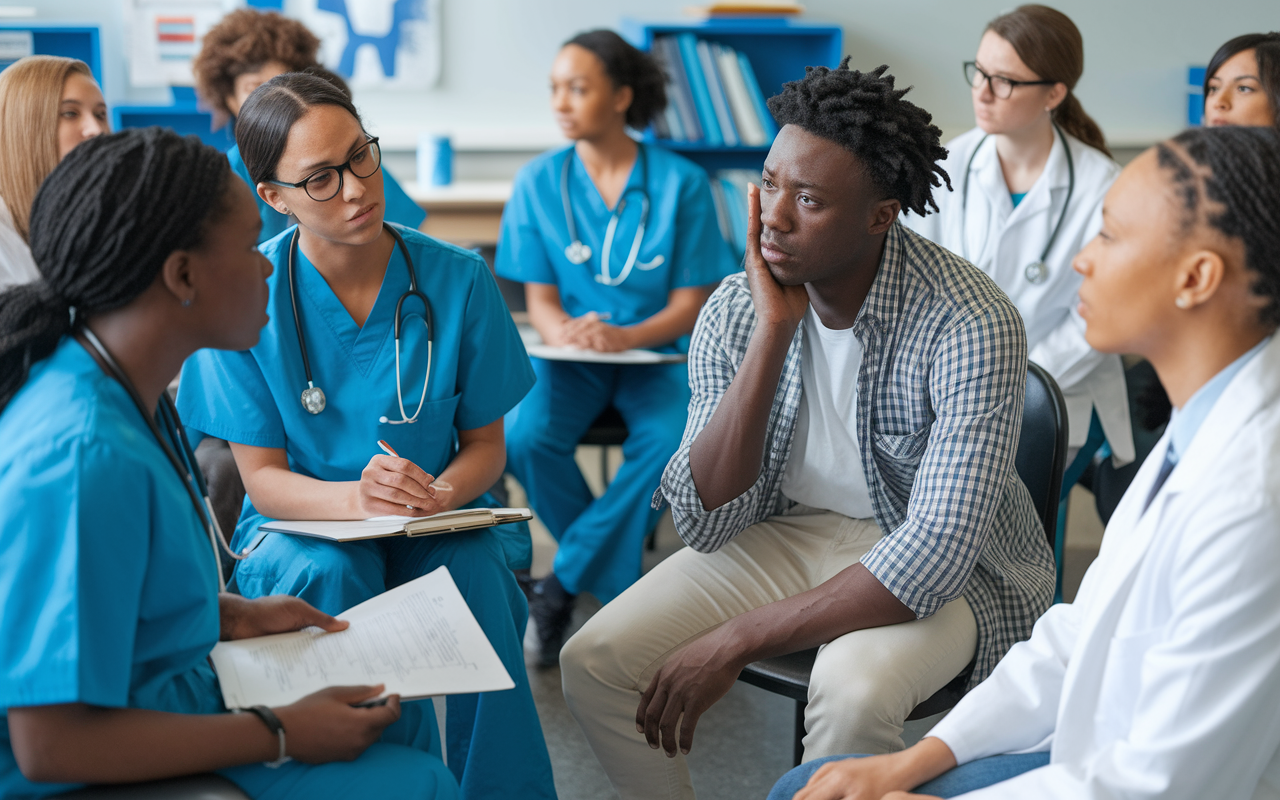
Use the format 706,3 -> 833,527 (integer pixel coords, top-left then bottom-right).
20,0 -> 1280,159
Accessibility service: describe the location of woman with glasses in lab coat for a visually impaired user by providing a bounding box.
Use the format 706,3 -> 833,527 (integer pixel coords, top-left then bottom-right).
904,5 -> 1133,561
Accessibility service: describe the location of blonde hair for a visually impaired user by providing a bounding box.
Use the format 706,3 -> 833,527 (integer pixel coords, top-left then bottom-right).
0,56 -> 97,242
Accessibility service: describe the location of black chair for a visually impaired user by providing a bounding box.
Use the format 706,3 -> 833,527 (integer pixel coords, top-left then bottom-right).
737,362 -> 1069,766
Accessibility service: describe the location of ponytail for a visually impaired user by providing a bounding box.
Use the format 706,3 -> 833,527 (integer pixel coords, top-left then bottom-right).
0,127 -> 230,413
1052,92 -> 1109,157
986,4 -> 1111,157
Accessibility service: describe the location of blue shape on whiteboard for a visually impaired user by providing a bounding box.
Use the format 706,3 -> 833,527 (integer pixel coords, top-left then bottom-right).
316,0 -> 425,79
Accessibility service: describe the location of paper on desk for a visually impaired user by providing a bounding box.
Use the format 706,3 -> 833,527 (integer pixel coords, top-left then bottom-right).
210,566 -> 513,709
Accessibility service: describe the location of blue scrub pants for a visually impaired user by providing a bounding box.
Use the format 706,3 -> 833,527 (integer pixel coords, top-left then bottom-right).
505,359 -> 690,603
767,751 -> 1051,799
231,527 -> 556,800
221,741 -> 458,800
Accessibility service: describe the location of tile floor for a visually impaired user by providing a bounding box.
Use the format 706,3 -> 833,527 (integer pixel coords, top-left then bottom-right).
513,446 -> 1107,800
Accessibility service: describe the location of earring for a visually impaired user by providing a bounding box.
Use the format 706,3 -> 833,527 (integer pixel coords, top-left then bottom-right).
280,208 -> 290,215
182,297 -> 193,308
1175,296 -> 1191,309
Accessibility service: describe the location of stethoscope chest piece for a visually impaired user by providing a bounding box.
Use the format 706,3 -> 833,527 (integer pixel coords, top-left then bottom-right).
1024,261 -> 1050,285
301,383 -> 327,415
564,240 -> 592,265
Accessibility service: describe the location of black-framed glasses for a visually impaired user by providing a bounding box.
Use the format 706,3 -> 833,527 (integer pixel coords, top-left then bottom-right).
964,62 -> 1056,100
269,136 -> 382,202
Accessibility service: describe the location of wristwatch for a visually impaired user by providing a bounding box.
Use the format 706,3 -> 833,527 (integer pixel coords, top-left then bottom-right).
242,705 -> 291,768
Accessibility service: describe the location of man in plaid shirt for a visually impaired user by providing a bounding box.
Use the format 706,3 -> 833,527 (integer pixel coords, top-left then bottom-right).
561,62 -> 1055,800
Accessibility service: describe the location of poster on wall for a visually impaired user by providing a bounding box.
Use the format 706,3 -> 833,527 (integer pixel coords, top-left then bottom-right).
282,0 -> 442,89
125,0 -> 232,87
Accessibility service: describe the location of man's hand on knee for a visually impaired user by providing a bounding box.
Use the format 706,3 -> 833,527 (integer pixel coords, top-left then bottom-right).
634,630 -> 745,757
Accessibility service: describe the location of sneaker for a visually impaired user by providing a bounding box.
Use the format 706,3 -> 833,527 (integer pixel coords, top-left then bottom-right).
529,573 -> 576,668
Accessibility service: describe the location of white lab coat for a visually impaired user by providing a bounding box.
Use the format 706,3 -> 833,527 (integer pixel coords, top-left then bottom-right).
904,128 -> 1134,463
928,334 -> 1280,799
0,194 -> 39,292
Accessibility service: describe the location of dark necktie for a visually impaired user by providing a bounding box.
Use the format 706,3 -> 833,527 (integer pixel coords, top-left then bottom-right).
1142,448 -> 1177,514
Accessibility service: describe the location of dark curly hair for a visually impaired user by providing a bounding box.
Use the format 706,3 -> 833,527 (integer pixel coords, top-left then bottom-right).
767,60 -> 950,216
564,29 -> 667,130
193,9 -> 320,128
1156,126 -> 1280,328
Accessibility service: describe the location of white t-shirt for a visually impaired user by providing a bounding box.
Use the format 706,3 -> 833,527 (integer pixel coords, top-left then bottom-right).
780,307 -> 876,519
0,195 -> 39,292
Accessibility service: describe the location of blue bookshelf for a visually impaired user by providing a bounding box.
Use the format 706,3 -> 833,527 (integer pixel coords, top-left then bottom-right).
620,17 -> 842,173
114,87 -> 233,152
0,24 -> 101,85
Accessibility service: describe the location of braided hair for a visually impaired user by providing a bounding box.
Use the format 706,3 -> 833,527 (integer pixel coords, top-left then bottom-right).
564,30 -> 668,131
767,60 -> 951,216
1155,126 -> 1280,327
0,127 -> 231,413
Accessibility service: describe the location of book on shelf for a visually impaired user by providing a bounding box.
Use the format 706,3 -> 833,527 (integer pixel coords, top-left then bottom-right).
649,34 -> 778,149
675,33 -> 723,146
696,38 -> 739,146
682,3 -> 804,18
708,169 -> 759,260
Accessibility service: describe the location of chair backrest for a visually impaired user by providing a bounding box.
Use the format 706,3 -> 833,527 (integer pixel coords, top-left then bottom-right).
1015,362 -> 1070,550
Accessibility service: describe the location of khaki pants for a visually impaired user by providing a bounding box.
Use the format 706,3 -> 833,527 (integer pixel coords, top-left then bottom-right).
561,510 -> 977,800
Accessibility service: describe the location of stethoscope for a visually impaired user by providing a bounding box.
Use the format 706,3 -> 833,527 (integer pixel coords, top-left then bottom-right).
287,223 -> 434,425
961,122 -> 1074,286
561,143 -> 665,286
80,326 -> 241,590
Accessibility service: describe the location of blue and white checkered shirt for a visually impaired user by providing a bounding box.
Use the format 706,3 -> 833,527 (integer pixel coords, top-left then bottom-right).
655,222 -> 1056,687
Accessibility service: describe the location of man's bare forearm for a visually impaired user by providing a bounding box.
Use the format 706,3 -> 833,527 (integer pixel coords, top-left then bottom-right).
688,321 -> 797,510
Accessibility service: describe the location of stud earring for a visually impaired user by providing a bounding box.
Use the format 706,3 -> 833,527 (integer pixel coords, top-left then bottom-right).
1175,296 -> 1191,309
182,297 -> 193,308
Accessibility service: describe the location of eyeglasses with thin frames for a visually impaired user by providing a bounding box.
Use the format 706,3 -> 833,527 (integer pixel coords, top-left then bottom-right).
268,136 -> 382,202
964,62 -> 1056,100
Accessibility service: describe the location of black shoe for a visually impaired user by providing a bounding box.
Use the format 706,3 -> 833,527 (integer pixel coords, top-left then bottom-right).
529,574 -> 575,668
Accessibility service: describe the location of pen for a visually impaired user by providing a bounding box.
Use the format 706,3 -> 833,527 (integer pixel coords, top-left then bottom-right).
377,439 -> 399,458
376,441 -> 453,509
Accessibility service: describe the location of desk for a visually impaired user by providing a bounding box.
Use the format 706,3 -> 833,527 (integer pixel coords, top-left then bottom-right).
404,180 -> 512,247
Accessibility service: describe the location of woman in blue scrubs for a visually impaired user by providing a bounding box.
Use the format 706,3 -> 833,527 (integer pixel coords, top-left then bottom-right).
193,7 -> 427,245
176,73 -> 555,800
497,30 -> 738,665
0,128 -> 456,799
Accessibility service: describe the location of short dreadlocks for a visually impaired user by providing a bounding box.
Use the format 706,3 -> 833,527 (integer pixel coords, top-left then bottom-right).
767,59 -> 950,216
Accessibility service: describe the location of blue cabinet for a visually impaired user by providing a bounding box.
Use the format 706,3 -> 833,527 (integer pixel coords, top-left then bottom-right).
0,24 -> 101,84
114,88 -> 233,152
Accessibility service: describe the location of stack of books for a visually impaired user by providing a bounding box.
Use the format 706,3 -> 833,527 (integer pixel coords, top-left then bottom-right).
649,34 -> 779,147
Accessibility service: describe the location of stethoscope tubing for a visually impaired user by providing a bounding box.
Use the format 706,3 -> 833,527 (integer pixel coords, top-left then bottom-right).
561,143 -> 663,286
80,326 -> 233,590
287,222 -> 434,424
960,123 -> 1075,273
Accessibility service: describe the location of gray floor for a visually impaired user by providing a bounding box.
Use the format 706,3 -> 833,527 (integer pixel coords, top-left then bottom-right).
513,448 -> 1105,800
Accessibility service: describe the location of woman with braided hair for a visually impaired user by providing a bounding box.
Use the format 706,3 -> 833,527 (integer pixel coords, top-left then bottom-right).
175,72 -> 556,799
0,127 -> 457,798
0,55 -> 107,291
904,5 -> 1134,563
771,125 -> 1280,800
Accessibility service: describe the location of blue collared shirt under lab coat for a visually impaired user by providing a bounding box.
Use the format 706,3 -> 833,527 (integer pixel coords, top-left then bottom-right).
0,338 -> 224,798
227,144 -> 426,245
1166,335 -> 1272,464
176,224 -> 535,566
495,142 -> 738,346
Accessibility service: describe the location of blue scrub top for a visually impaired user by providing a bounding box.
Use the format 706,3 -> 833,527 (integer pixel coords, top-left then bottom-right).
0,339 -> 223,798
227,144 -> 427,245
495,143 -> 737,349
177,225 -> 535,554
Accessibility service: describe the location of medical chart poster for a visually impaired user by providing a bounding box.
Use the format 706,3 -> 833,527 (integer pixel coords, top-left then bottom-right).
125,0 -> 231,87
283,0 -> 442,89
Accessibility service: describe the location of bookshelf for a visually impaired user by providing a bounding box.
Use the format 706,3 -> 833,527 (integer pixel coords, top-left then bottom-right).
0,24 -> 101,84
620,17 -> 842,173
